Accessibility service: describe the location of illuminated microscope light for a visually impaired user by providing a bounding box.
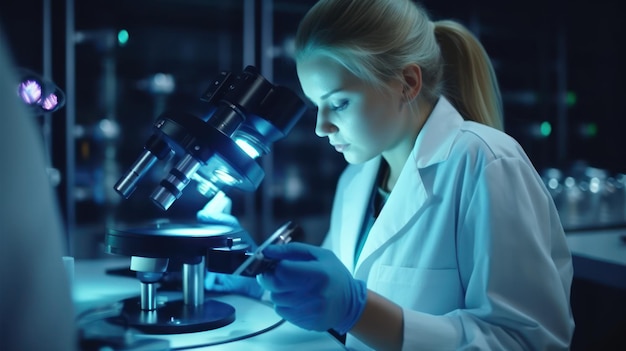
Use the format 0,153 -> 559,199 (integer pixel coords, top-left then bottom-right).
114,65 -> 307,210
192,133 -> 266,197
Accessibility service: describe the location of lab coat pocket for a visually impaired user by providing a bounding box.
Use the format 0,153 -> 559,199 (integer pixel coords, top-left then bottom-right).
370,264 -> 463,314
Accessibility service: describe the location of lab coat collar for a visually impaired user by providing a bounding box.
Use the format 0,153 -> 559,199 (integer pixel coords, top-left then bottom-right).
413,96 -> 464,169
353,97 -> 464,275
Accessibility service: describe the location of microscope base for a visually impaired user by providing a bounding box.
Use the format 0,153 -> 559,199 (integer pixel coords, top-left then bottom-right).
108,294 -> 236,334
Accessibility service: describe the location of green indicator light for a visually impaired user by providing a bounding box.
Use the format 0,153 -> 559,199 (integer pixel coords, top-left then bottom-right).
586,123 -> 597,137
118,30 -> 129,45
540,121 -> 552,137
565,91 -> 577,107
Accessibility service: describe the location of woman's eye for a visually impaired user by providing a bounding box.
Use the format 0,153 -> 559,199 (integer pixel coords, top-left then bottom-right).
330,100 -> 349,112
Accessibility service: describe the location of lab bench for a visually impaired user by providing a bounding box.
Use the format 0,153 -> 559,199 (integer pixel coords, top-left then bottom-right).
565,227 -> 626,350
72,229 -> 626,350
566,227 -> 626,290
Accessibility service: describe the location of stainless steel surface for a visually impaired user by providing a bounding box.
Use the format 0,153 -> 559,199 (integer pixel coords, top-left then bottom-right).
183,259 -> 205,306
140,281 -> 157,310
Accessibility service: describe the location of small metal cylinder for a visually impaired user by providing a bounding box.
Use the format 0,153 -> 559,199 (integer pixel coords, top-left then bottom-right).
183,257 -> 205,306
140,281 -> 158,311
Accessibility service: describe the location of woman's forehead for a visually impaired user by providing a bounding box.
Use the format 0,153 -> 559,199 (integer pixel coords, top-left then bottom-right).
297,54 -> 361,99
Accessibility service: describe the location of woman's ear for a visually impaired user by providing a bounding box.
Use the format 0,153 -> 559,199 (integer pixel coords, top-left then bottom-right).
402,64 -> 422,102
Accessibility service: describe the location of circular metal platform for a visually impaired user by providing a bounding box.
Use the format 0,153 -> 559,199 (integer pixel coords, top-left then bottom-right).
108,292 -> 236,334
104,221 -> 248,260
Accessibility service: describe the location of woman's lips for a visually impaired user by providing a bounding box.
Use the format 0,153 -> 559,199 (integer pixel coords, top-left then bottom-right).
332,143 -> 349,152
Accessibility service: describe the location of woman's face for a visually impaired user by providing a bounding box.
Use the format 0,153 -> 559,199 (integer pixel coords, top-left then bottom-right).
297,54 -> 410,164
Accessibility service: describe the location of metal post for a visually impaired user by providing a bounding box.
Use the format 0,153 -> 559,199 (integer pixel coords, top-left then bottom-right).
183,257 -> 205,306
140,282 -> 158,310
260,0 -> 274,236
65,0 -> 76,256
555,16 -> 568,167
243,0 -> 256,67
243,0 -> 259,239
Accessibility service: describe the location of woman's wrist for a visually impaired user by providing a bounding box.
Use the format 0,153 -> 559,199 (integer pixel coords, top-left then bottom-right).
351,290 -> 404,351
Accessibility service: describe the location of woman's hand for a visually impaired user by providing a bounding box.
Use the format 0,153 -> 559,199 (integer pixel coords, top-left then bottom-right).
257,242 -> 367,334
205,271 -> 265,299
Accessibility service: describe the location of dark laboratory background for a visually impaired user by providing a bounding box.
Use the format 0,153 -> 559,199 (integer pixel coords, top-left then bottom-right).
1,0 -> 625,349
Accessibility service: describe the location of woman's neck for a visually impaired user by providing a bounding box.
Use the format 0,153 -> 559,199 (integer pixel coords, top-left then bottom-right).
382,98 -> 434,191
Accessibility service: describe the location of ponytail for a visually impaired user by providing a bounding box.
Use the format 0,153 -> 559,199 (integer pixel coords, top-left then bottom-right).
294,1 -> 503,131
434,20 -> 503,130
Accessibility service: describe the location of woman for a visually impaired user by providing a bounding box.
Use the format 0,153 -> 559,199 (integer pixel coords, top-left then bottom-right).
208,0 -> 575,349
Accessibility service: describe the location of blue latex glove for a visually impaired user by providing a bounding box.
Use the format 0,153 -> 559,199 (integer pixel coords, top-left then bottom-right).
197,211 -> 240,227
205,271 -> 265,299
198,191 -> 265,299
196,191 -> 239,227
256,242 -> 367,335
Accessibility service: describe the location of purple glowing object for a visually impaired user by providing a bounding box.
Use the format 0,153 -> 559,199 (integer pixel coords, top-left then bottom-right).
41,93 -> 58,110
19,80 -> 42,104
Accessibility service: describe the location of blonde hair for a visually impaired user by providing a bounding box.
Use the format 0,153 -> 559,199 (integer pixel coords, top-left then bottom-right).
295,0 -> 503,130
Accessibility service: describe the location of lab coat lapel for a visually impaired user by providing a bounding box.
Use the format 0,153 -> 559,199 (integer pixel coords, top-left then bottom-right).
354,159 -> 428,275
339,159 -> 380,272
353,97 -> 461,277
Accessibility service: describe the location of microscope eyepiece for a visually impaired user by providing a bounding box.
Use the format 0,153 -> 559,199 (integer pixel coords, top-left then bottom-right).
114,135 -> 172,199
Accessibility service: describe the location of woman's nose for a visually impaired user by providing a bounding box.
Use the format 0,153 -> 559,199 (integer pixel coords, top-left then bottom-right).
315,109 -> 337,137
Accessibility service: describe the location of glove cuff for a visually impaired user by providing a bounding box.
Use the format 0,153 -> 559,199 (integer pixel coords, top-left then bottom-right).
333,279 -> 367,335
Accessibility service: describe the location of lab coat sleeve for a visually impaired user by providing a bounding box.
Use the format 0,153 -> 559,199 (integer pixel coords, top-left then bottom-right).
0,28 -> 77,351
402,157 -> 574,350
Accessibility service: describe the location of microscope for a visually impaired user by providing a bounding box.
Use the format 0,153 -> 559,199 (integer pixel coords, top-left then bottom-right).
104,65 -> 306,334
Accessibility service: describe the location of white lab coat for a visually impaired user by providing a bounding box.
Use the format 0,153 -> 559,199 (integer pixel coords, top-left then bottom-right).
323,97 -> 575,350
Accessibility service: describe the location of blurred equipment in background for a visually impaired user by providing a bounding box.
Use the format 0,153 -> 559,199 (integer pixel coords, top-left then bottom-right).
74,118 -> 121,205
114,65 -> 307,211
16,67 -> 66,189
17,67 -> 66,114
542,162 -> 626,231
